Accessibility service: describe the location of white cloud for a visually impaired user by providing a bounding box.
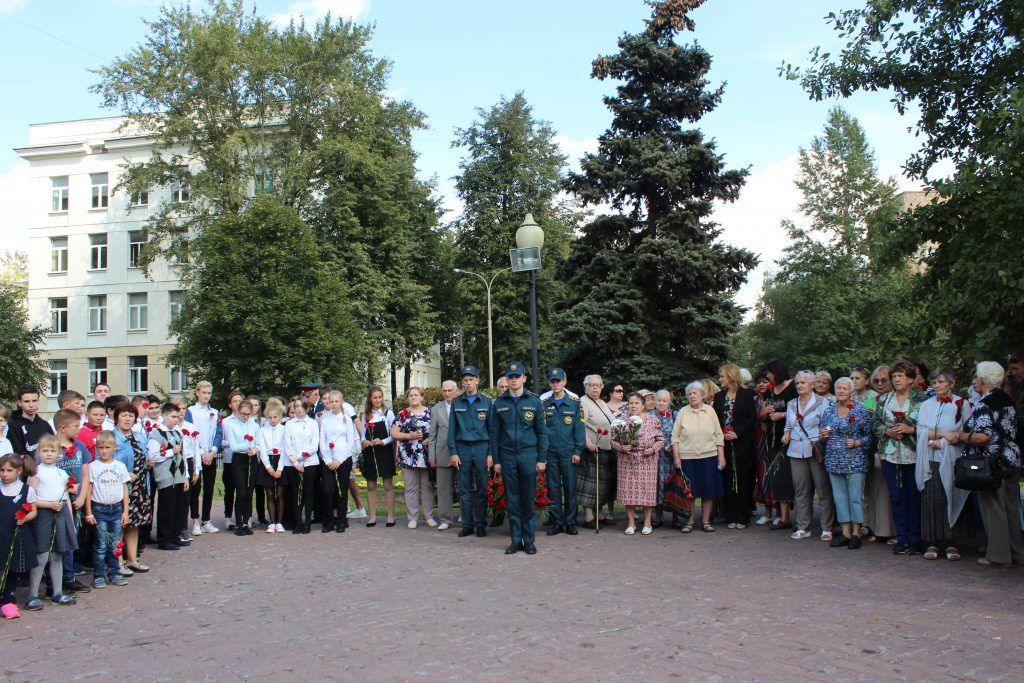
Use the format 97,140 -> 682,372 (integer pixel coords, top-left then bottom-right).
270,0 -> 369,26
0,163 -> 32,255
554,134 -> 599,170
0,0 -> 28,14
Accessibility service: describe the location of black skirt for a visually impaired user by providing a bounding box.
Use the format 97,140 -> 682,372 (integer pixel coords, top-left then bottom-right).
256,453 -> 282,488
361,445 -> 397,480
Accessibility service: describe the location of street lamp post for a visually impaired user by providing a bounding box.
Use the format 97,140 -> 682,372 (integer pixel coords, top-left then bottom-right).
511,213 -> 545,394
453,266 -> 510,389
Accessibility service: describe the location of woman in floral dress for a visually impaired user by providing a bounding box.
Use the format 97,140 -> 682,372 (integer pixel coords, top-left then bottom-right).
113,403 -> 150,573
391,387 -> 434,529
612,393 -> 665,535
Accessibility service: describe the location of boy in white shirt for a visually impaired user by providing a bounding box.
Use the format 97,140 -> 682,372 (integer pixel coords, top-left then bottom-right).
84,431 -> 130,588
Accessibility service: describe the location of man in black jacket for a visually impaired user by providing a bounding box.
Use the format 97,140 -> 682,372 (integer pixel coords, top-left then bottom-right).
8,384 -> 53,457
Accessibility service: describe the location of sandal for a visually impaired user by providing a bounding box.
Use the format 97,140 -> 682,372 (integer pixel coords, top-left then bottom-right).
946,547 -> 961,561
735,523 -> 747,530
923,546 -> 939,561
726,523 -> 737,529
701,523 -> 715,533
680,523 -> 693,534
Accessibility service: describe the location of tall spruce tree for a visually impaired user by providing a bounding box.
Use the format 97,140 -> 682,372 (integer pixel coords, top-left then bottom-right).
560,0 -> 756,389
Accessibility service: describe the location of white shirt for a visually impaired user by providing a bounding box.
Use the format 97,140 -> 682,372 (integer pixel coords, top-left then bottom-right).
33,462 -> 69,502
0,437 -> 12,457
319,411 -> 360,464
1,480 -> 35,503
540,388 -> 580,401
88,458 -> 130,505
258,422 -> 287,472
284,416 -> 320,467
185,403 -> 219,456
362,408 -> 395,443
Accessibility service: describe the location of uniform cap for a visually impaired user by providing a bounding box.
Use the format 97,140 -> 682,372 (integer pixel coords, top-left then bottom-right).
548,367 -> 566,381
460,365 -> 479,378
504,361 -> 525,377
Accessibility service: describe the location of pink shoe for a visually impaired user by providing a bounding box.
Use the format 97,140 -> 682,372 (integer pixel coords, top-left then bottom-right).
1,603 -> 20,619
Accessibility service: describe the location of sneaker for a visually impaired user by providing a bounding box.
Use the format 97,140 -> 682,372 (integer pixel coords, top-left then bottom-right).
52,593 -> 76,605
892,542 -> 910,555
347,507 -> 367,519
641,526 -> 653,535
24,598 -> 43,611
276,523 -> 285,533
67,579 -> 92,593
437,521 -> 450,531
93,578 -> 107,589
266,524 -> 276,533
408,519 -> 418,529
624,526 -> 635,535
192,523 -> 203,536
118,565 -> 134,576
426,517 -> 438,528
226,520 -> 236,530
201,522 -> 220,534
755,515 -> 770,526
790,529 -> 811,540
109,575 -> 128,586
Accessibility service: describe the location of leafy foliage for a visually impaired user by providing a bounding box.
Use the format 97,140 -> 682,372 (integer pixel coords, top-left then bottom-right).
559,0 -> 756,390
0,285 -> 47,402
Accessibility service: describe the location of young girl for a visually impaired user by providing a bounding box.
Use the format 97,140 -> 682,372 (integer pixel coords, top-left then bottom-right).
245,395 -> 267,528
258,403 -> 287,533
284,398 -> 319,534
221,390 -> 245,529
1,453 -> 38,618
361,387 -> 396,527
392,387 -> 434,529
226,400 -> 260,536
319,390 -> 360,533
26,435 -> 78,609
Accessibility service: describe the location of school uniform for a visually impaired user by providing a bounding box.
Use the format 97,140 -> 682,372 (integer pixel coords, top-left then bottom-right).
147,426 -> 188,548
225,417 -> 261,530
184,403 -> 223,524
319,411 -> 360,531
284,415 -> 320,531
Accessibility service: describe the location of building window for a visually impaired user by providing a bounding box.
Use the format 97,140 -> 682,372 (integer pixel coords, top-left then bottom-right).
174,166 -> 190,203
127,292 -> 148,331
130,189 -> 149,207
255,164 -> 274,195
87,294 -> 107,333
89,233 -> 108,270
88,358 -> 108,392
169,364 -> 187,393
48,359 -> 68,396
90,173 -> 109,209
169,290 -> 184,324
51,177 -> 69,212
128,231 -> 146,269
49,297 -> 68,334
50,237 -> 68,273
128,356 -> 148,394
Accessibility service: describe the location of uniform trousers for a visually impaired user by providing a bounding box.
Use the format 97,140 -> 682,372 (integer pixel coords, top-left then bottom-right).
546,451 -> 576,527
231,455 -> 258,528
456,442 -> 489,529
502,453 -> 538,546
156,484 -> 186,545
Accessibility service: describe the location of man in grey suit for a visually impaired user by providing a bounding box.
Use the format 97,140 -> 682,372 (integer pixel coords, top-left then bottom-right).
429,380 -> 459,530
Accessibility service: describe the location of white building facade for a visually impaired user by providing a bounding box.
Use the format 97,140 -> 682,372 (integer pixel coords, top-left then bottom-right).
17,115 -> 440,413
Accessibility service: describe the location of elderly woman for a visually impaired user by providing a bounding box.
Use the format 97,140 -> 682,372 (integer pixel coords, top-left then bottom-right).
760,360 -> 797,530
752,373 -> 780,526
579,375 -> 618,529
958,361 -> 1023,568
818,378 -> 872,548
815,371 -> 837,405
713,364 -> 758,529
915,369 -> 971,561
612,392 -> 665,535
872,360 -> 923,555
861,364 -> 896,543
653,390 -> 677,528
639,390 -> 656,413
782,370 -> 835,540
672,382 -> 725,533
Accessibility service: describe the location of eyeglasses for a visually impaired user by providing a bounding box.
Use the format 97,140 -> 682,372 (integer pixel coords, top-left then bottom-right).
872,378 -> 887,385
612,388 -> 624,393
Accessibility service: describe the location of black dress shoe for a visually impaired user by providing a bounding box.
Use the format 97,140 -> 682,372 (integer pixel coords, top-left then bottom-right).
157,542 -> 180,550
366,521 -> 376,527
292,526 -> 303,535
524,543 -> 537,555
475,527 -> 487,538
564,526 -> 578,536
546,525 -> 564,536
385,521 -> 396,528
234,528 -> 246,536
244,526 -> 254,536
458,527 -> 474,538
543,517 -> 555,527
321,522 -> 334,533
504,543 -> 520,555
335,524 -> 346,533
301,523 -> 311,534
490,514 -> 504,527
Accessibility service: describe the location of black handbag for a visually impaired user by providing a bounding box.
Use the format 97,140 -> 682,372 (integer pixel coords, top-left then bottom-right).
954,430 -> 1003,491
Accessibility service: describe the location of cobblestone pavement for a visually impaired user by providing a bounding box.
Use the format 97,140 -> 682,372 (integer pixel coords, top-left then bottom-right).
4,514 -> 1023,682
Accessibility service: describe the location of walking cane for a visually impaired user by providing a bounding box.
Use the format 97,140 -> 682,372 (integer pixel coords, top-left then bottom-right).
595,448 -> 600,534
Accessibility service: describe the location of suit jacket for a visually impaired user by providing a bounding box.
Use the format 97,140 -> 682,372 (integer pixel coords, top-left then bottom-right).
428,400 -> 453,467
712,387 -> 758,445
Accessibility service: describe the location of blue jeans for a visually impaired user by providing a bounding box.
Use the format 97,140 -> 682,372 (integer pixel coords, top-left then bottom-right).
456,442 -> 489,530
92,502 -> 123,580
828,472 -> 865,524
881,461 -> 920,545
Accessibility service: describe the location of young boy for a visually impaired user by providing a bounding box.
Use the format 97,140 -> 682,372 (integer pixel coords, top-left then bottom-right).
0,405 -> 12,456
184,381 -> 222,535
49,390 -> 85,432
8,385 -> 54,457
84,431 -> 130,588
52,409 -> 92,594
78,401 -> 107,457
147,403 -> 189,551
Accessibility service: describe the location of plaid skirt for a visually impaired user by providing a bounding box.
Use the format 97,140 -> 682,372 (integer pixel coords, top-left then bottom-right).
577,449 -> 615,509
920,461 -> 952,543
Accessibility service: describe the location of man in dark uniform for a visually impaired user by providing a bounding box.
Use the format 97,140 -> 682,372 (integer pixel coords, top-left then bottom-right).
489,361 -> 548,555
542,368 -> 585,536
447,365 -> 493,538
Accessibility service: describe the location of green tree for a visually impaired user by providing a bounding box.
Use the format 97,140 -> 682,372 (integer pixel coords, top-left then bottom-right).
559,0 -> 756,389
0,291 -> 47,402
449,93 -> 576,386
736,107 -> 923,375
170,197 -> 362,398
785,0 -> 1024,360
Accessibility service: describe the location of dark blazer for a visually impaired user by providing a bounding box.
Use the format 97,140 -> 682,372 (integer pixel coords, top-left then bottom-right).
713,387 -> 758,445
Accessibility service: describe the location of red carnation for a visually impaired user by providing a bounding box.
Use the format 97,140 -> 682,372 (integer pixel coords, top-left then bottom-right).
848,414 -> 856,424
893,411 -> 906,420
272,448 -> 279,455
955,398 -> 964,407
301,452 -> 310,458
846,402 -> 855,410
723,427 -> 734,433
938,396 -> 952,404
141,401 -> 149,408
244,434 -> 254,442
15,510 -> 27,521
116,541 -> 125,549
64,445 -> 76,457
210,411 -> 216,419
766,383 -> 775,391
328,442 -> 335,449
113,550 -> 122,557
22,503 -> 33,512
797,413 -> 804,421
67,475 -> 77,490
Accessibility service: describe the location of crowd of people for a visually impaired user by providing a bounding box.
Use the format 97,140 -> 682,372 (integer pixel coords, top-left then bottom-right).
1,352 -> 1022,619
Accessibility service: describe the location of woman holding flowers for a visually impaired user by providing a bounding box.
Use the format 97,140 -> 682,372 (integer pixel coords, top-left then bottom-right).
872,360 -> 923,555
915,369 -> 971,561
612,393 -> 665,535
713,364 -> 758,529
782,371 -> 833,541
671,382 -> 725,533
392,387 -> 434,529
817,378 -> 872,548
113,402 -> 150,572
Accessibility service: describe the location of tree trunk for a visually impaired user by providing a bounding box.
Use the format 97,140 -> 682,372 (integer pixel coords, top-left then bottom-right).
404,360 -> 412,391
390,362 -> 397,403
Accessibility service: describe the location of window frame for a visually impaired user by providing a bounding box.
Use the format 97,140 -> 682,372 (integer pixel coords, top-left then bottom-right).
127,292 -> 148,332
49,297 -> 68,335
51,176 -> 69,213
90,173 -> 109,210
89,233 -> 108,271
128,230 -> 146,269
87,294 -> 107,333
48,359 -> 68,397
128,355 -> 149,394
88,358 -> 108,392
50,236 -> 68,274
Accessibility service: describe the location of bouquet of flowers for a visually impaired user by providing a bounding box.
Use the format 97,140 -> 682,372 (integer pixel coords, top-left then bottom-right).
613,414 -> 644,449
486,473 -> 507,515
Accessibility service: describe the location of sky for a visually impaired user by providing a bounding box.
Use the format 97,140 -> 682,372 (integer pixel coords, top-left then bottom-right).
0,0 -> 929,312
